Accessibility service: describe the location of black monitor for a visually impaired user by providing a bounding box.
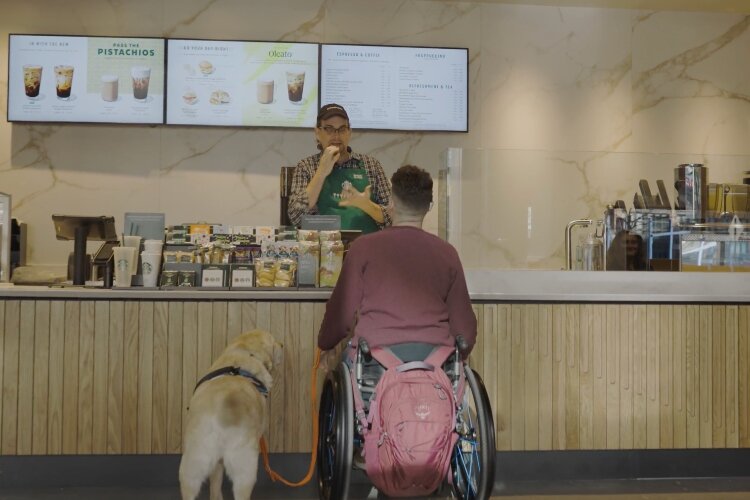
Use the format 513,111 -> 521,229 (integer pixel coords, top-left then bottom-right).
52,215 -> 117,285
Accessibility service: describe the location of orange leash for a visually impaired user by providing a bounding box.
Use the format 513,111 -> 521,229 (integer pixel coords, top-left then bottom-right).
259,348 -> 322,487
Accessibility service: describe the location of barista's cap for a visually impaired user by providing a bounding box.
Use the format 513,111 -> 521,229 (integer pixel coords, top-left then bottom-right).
317,103 -> 349,124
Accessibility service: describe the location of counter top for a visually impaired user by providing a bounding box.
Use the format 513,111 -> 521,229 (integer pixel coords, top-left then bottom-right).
465,270 -> 750,303
1,271 -> 749,302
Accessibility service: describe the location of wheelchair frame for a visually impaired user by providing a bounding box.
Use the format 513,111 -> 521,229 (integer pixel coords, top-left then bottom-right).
317,343 -> 496,500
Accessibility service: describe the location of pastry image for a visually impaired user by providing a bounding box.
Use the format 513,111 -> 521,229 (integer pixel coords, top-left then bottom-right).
199,60 -> 214,75
182,89 -> 198,105
209,89 -> 230,105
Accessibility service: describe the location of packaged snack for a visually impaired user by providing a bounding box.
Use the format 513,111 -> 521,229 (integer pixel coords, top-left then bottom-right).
255,226 -> 275,243
176,251 -> 194,263
298,241 -> 320,287
319,240 -> 344,287
319,230 -> 342,242
254,259 -> 276,287
297,229 -> 319,242
274,258 -> 297,287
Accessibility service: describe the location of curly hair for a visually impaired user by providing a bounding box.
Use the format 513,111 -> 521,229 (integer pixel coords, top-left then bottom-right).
391,165 -> 433,213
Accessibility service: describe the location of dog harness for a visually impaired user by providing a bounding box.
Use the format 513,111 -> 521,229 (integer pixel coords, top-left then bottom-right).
193,366 -> 269,397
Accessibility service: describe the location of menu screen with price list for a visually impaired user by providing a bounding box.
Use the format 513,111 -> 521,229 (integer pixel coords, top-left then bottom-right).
320,44 -> 468,132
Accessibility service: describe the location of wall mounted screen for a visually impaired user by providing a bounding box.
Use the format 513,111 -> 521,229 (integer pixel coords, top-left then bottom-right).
320,44 -> 468,132
166,39 -> 319,128
7,34 -> 165,124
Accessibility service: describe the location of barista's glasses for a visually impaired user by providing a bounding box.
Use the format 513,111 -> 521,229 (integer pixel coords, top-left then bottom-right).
319,125 -> 351,136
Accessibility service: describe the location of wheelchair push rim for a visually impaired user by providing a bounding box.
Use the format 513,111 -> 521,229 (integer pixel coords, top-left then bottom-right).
317,362 -> 354,500
451,365 -> 496,500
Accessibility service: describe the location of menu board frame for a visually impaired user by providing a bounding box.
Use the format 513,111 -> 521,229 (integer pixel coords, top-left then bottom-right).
165,37 -> 320,129
7,33 -> 167,125
320,43 -> 469,133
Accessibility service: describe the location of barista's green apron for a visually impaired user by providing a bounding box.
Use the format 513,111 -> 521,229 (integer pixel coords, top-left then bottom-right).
318,164 -> 380,234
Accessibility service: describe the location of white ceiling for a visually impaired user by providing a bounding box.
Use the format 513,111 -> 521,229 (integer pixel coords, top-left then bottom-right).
424,0 -> 750,14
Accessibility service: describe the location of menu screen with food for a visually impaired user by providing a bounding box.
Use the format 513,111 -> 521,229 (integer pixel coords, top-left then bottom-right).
166,39 -> 319,128
7,34 -> 165,124
320,44 -> 468,132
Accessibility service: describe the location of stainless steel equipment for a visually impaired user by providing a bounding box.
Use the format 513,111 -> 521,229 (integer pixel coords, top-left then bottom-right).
565,219 -> 601,270
675,164 -> 708,221
581,232 -> 604,271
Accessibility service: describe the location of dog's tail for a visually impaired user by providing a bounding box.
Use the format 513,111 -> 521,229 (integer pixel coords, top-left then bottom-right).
259,348 -> 321,487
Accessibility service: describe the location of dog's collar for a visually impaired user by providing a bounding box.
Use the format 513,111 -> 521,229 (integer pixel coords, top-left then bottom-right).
194,366 -> 269,398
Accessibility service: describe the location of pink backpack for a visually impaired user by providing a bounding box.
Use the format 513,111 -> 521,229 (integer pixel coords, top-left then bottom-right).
353,345 -> 458,497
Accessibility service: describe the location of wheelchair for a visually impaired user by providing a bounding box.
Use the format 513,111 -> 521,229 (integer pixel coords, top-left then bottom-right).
317,337 -> 496,499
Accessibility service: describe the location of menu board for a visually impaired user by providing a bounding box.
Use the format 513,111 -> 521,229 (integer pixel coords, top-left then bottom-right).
321,44 -> 468,132
7,34 -> 165,124
166,39 -> 319,128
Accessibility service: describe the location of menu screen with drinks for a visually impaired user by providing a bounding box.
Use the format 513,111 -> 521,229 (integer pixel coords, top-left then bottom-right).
7,34 -> 165,124
320,44 -> 468,132
166,39 -> 319,128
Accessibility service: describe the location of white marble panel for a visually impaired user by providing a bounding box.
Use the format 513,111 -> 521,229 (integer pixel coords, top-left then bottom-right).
632,11 -> 750,155
479,4 -> 634,152
161,0 -> 326,41
5,124 -> 162,265
0,0 -> 163,36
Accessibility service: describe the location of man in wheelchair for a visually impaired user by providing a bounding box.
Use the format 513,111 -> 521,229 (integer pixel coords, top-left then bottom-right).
316,165 -> 495,499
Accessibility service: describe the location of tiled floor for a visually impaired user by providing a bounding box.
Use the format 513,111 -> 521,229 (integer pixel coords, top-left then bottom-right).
3,478 -> 750,499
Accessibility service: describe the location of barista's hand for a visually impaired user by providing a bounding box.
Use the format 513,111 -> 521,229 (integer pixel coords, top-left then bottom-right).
339,184 -> 372,209
318,145 -> 341,178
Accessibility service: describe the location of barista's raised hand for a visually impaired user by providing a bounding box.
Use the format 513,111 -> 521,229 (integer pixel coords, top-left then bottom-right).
339,184 -> 372,209
318,145 -> 341,178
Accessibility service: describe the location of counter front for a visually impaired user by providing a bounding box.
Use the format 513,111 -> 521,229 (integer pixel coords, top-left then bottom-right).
0,271 -> 747,456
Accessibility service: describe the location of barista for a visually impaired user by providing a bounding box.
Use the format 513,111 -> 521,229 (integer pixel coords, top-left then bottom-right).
606,231 -> 647,271
287,104 -> 392,233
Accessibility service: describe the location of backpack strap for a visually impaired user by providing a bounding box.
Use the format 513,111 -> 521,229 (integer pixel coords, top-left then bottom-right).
369,346 -> 405,369
424,345 -> 455,368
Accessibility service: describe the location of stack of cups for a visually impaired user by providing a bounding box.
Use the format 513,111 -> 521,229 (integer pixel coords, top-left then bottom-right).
141,239 -> 164,287
113,246 -> 138,287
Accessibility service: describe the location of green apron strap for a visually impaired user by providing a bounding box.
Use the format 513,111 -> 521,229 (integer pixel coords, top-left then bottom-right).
317,167 -> 380,234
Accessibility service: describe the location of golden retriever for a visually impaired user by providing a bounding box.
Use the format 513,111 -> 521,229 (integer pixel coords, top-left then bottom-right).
179,329 -> 283,500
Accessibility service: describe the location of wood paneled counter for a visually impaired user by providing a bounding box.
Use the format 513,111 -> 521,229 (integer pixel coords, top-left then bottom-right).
0,271 -> 748,456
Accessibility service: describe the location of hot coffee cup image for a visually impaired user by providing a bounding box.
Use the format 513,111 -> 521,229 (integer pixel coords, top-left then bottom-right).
23,64 -> 42,98
101,74 -> 119,102
131,66 -> 151,101
257,79 -> 274,104
54,65 -> 74,100
286,70 -> 305,103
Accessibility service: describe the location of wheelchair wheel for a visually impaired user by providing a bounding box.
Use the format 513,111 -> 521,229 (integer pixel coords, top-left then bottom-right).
317,362 -> 354,500
451,365 -> 496,500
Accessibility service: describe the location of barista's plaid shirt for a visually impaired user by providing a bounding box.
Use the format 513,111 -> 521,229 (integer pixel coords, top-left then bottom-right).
288,151 -> 392,228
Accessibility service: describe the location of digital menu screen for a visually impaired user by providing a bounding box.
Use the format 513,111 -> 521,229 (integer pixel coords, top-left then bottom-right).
166,39 -> 319,128
320,44 -> 468,132
7,34 -> 165,124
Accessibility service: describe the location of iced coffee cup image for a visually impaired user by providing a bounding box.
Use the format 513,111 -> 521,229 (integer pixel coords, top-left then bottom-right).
131,66 -> 151,102
23,65 -> 43,99
257,78 -> 274,104
54,65 -> 74,100
286,70 -> 305,103
100,74 -> 119,102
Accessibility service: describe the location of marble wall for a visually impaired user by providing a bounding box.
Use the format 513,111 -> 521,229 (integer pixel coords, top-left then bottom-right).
0,1 -> 748,270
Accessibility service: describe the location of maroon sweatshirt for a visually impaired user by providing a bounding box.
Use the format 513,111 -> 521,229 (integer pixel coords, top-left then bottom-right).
318,225 -> 477,352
